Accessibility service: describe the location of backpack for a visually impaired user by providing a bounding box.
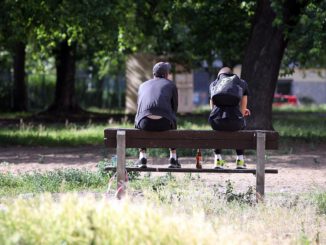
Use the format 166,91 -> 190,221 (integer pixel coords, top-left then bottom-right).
210,75 -> 243,106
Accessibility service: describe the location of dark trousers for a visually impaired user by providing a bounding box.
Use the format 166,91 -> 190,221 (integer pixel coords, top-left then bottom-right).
209,113 -> 245,156
214,149 -> 244,155
137,117 -> 175,152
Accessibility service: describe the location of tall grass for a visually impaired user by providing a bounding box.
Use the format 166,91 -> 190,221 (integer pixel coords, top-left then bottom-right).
0,180 -> 325,244
314,192 -> 326,215
0,162 -> 142,197
0,194 -> 220,245
0,168 -> 110,196
136,178 -> 325,244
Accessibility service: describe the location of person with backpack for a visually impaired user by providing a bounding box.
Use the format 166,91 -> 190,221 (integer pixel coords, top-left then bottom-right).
208,67 -> 251,169
134,62 -> 180,169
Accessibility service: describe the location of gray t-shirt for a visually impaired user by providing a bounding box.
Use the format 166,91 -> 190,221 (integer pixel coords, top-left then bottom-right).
135,77 -> 178,129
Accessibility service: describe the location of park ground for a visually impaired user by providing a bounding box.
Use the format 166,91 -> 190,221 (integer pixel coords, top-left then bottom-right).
1,143 -> 325,194
0,107 -> 325,244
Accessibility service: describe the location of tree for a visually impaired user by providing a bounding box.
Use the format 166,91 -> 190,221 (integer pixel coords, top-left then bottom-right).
240,0 -> 324,129
172,1 -> 255,70
282,1 -> 326,71
49,39 -> 78,112
121,0 -> 254,74
130,0 -> 325,130
0,1 -> 35,111
33,0 -> 122,114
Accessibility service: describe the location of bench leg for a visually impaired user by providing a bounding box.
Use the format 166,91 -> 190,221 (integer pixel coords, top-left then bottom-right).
256,132 -> 266,202
116,130 -> 126,199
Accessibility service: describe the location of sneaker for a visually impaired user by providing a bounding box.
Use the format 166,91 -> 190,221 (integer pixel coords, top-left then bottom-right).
168,158 -> 181,168
236,159 -> 247,169
135,158 -> 147,168
214,159 -> 225,169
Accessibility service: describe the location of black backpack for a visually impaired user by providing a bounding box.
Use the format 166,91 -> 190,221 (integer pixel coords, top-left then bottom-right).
210,74 -> 244,106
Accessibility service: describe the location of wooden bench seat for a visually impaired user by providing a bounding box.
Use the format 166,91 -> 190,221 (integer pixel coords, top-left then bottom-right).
104,128 -> 279,200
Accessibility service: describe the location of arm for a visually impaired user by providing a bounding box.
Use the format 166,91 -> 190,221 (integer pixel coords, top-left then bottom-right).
172,85 -> 178,113
240,95 -> 251,117
210,99 -> 214,110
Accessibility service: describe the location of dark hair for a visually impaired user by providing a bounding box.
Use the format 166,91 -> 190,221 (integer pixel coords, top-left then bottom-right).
153,62 -> 171,78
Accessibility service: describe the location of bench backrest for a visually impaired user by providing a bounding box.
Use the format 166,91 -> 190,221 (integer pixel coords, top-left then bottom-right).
104,129 -> 278,150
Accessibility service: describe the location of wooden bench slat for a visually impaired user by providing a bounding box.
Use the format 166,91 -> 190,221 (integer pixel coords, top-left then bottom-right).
104,129 -> 279,149
104,166 -> 278,174
125,139 -> 256,149
105,129 -> 279,139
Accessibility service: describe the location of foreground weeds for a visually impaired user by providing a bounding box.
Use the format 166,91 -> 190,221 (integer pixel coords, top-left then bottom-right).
0,190 -> 325,244
0,170 -> 325,244
0,194 -> 218,245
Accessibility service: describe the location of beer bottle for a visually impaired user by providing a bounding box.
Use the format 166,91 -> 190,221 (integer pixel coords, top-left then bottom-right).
196,149 -> 202,169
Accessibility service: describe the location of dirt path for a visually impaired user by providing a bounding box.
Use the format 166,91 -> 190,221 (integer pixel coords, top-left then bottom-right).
1,145 -> 325,194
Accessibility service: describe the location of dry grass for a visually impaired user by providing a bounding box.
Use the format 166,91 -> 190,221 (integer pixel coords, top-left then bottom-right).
0,177 -> 325,244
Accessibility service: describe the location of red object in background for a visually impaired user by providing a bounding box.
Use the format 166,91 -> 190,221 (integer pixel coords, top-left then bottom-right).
273,94 -> 299,107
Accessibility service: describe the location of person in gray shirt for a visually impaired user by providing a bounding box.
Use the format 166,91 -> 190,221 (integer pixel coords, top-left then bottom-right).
134,62 -> 180,168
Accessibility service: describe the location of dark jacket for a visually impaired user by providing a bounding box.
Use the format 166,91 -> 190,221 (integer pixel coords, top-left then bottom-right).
209,73 -> 249,106
135,77 -> 178,129
208,74 -> 249,131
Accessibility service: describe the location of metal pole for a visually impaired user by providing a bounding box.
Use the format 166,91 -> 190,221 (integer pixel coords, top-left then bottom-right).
116,130 -> 126,199
256,131 -> 266,202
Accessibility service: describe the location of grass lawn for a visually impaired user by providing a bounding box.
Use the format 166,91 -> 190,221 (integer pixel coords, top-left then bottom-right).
0,105 -> 325,147
0,105 -> 325,244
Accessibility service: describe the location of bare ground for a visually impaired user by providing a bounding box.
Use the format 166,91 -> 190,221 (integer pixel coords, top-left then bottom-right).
0,145 -> 325,194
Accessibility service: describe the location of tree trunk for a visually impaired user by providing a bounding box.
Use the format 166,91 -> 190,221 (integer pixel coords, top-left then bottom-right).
241,0 -> 307,129
96,77 -> 104,108
12,42 -> 27,111
92,65 -> 104,108
48,40 -> 80,113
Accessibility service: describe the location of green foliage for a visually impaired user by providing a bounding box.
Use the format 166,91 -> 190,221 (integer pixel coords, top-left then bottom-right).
0,160 -> 145,196
32,1 -> 119,49
224,180 -> 255,205
0,174 -> 325,244
0,168 -> 111,196
0,194 -> 220,245
313,192 -> 326,215
128,0 -> 255,69
282,1 -> 326,72
0,0 -> 35,49
173,0 -> 255,67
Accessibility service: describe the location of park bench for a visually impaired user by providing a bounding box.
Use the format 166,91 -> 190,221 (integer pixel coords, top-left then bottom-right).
104,129 -> 279,200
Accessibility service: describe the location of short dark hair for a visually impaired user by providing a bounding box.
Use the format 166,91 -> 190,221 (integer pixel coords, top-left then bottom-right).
153,62 -> 171,78
218,67 -> 232,78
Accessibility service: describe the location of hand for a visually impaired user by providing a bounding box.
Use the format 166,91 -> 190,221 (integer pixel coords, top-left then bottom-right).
244,109 -> 251,117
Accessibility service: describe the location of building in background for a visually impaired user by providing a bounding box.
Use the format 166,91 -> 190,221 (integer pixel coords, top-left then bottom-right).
285,69 -> 326,104
192,69 -> 211,106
